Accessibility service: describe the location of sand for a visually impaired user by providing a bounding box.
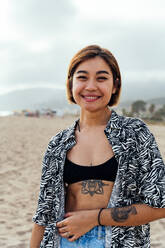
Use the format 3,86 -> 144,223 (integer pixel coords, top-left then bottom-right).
0,115 -> 165,247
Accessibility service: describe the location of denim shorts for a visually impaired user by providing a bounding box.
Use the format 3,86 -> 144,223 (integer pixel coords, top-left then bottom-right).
60,225 -> 105,248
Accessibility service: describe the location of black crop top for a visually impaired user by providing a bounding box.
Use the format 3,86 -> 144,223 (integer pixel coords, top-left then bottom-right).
63,156 -> 118,184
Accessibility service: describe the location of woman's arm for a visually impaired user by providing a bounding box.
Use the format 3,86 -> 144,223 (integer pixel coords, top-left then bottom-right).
57,204 -> 165,242
30,223 -> 45,248
99,204 -> 165,226
31,137 -> 56,246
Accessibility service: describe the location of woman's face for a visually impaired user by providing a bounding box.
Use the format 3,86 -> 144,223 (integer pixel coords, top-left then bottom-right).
72,56 -> 116,112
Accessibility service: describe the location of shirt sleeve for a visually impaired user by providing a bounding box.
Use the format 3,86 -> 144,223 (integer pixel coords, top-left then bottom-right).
137,123 -> 165,208
32,137 -> 55,226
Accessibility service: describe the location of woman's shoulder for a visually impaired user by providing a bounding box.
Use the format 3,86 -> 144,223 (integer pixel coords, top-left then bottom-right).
47,120 -> 77,148
122,115 -> 149,130
112,109 -> 149,131
121,114 -> 153,145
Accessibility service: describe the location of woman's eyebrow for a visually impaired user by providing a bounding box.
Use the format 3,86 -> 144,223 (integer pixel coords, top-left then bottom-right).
76,70 -> 88,74
96,70 -> 110,75
76,70 -> 110,75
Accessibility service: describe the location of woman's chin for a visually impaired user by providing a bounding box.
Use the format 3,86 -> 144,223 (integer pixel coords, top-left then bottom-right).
80,105 -> 108,113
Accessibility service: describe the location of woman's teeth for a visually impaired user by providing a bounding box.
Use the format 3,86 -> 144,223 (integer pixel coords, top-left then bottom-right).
84,96 -> 99,99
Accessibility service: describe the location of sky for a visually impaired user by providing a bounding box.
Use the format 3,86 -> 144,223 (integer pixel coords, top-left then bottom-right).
0,0 -> 165,101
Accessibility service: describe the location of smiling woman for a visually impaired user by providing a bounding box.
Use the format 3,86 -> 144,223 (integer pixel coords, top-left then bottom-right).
30,45 -> 165,248
66,45 -> 121,107
71,57 -> 117,113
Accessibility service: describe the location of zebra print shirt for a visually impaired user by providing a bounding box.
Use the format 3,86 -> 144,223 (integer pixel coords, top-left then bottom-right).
32,109 -> 165,248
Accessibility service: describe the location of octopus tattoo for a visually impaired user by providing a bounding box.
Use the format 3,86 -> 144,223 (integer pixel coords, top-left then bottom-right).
81,179 -> 109,196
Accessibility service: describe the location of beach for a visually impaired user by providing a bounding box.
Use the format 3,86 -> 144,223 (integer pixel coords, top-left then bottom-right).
0,115 -> 165,247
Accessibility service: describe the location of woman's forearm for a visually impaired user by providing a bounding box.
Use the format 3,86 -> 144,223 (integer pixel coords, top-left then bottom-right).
30,223 -> 45,248
98,204 -> 165,226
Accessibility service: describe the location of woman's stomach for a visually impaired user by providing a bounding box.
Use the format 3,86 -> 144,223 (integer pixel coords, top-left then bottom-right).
65,179 -> 114,212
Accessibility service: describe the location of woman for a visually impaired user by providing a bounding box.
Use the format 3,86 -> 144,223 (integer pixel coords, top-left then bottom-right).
30,45 -> 165,248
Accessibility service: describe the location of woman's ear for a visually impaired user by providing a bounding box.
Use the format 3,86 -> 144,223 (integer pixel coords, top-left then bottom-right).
69,77 -> 73,91
112,86 -> 116,94
69,77 -> 76,103
112,78 -> 119,94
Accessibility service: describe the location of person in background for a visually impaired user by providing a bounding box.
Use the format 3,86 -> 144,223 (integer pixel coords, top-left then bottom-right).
30,45 -> 165,248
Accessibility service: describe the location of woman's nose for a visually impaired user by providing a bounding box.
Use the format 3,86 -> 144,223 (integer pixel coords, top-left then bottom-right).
85,79 -> 97,90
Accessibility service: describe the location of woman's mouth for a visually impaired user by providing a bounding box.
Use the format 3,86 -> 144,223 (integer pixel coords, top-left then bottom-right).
82,95 -> 101,102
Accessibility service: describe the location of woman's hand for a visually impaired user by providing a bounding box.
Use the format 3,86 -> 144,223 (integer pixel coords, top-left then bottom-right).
56,209 -> 99,242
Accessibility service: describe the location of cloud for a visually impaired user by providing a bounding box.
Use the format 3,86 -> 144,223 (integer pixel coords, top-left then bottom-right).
0,0 -> 77,89
0,0 -> 165,98
9,0 -> 76,39
73,0 -> 165,22
2,41 -> 68,86
68,18 -> 165,70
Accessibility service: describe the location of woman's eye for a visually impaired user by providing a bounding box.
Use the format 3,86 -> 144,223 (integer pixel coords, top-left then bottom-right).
97,77 -> 107,81
77,76 -> 87,80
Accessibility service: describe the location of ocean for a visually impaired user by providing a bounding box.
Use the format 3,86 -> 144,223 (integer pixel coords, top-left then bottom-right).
0,111 -> 13,117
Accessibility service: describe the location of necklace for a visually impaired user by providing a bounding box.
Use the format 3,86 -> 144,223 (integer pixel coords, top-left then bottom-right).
77,119 -> 81,132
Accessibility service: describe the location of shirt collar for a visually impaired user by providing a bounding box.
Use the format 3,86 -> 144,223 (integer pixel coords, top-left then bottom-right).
105,108 -> 122,132
64,108 -> 122,143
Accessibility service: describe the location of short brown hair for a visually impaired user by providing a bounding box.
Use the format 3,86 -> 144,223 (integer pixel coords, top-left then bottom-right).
66,45 -> 122,106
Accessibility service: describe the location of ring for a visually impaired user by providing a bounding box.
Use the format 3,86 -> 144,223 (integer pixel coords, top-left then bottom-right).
66,232 -> 70,238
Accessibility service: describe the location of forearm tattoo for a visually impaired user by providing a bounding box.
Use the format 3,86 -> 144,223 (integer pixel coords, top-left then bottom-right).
111,206 -> 137,222
81,179 -> 109,196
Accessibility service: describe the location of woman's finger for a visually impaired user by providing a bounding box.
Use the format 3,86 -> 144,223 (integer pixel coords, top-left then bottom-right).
64,212 -> 73,218
56,220 -> 66,228
58,227 -> 68,233
60,231 -> 72,238
68,234 -> 77,242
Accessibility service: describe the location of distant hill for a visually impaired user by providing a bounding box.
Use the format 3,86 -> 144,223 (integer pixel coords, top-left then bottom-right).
147,97 -> 165,105
0,87 -> 78,112
0,87 -> 164,112
119,97 -> 165,109
120,80 -> 165,103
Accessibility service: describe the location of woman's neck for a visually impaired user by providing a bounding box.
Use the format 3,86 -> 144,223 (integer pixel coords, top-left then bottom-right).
79,107 -> 112,130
